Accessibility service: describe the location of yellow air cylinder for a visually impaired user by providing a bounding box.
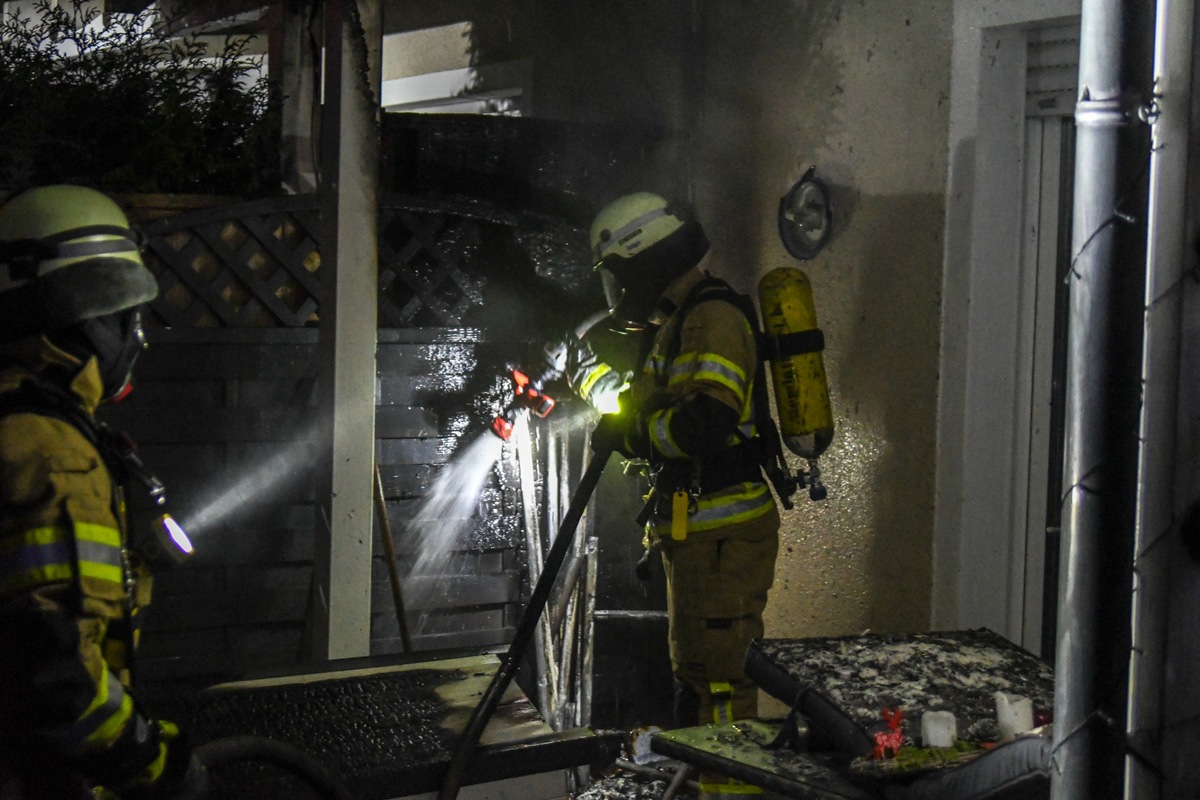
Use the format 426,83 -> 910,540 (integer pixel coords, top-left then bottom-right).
757,266 -> 834,458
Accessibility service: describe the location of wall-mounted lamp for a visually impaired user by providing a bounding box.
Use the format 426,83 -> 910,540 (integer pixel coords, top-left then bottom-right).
778,166 -> 833,260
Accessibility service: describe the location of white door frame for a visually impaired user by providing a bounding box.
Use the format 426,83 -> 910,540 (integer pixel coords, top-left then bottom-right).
935,0 -> 1081,650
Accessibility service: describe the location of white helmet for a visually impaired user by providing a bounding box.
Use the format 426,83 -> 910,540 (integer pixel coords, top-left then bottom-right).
0,185 -> 157,344
0,185 -> 158,399
589,192 -> 708,331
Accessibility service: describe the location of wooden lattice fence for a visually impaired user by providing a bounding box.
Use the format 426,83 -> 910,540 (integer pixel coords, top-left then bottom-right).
139,195 -> 494,329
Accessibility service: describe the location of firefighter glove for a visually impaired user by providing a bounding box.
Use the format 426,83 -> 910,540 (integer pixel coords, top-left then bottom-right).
565,337 -> 600,390
119,724 -> 207,800
542,336 -> 570,379
591,413 -> 636,457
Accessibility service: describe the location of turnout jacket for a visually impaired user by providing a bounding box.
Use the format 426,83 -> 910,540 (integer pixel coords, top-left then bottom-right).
0,336 -> 169,794
579,266 -> 778,539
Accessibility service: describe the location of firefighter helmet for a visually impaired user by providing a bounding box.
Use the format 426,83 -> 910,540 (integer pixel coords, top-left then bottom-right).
0,185 -> 158,345
589,192 -> 709,331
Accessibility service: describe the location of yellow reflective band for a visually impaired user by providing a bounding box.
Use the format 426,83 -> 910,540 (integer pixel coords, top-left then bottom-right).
671,492 -> 689,541
0,526 -> 74,593
140,742 -> 169,784
84,692 -> 134,748
74,522 -> 125,587
649,483 -> 774,537
649,408 -> 685,459
0,525 -> 69,555
50,668 -> 133,751
698,782 -> 763,795
583,368 -> 629,415
0,563 -> 73,594
83,665 -> 116,717
77,559 -> 123,585
710,681 -> 733,725
670,352 -> 748,401
74,521 -> 122,548
578,363 -> 613,399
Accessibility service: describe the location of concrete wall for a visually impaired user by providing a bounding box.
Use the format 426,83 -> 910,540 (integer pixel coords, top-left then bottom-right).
382,0 -> 952,645
689,3 -> 951,645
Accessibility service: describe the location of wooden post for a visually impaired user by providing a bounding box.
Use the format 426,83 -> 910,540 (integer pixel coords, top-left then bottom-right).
311,0 -> 382,661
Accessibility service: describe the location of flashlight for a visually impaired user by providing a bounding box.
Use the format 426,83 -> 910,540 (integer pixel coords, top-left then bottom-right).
151,514 -> 195,564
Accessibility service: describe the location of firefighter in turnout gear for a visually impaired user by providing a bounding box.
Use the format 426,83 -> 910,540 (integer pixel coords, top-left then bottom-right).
0,186 -> 203,799
566,192 -> 779,799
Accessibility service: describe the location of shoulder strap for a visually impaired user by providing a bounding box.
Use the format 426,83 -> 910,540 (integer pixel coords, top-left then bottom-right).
665,275 -> 741,363
0,380 -> 162,502
665,275 -> 800,509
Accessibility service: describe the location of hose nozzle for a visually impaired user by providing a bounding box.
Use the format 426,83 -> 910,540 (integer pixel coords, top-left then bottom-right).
490,369 -> 556,441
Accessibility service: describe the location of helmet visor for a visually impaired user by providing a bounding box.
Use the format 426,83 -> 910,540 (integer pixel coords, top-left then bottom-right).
597,261 -> 624,314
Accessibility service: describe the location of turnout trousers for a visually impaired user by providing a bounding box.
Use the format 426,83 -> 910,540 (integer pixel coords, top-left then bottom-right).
659,502 -> 780,727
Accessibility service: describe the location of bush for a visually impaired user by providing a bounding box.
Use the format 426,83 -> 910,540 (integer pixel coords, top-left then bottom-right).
0,0 -> 280,196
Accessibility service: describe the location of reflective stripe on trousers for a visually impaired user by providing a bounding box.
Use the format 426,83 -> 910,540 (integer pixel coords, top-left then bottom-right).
47,666 -> 135,753
699,682 -> 763,799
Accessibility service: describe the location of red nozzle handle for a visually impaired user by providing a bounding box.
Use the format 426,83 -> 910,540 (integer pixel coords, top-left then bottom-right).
491,415 -> 514,441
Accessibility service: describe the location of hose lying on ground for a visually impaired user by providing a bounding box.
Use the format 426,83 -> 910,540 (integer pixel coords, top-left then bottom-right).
192,735 -> 353,800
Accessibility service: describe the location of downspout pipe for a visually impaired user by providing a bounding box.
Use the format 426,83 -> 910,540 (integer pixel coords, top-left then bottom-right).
1127,1 -> 1195,797
1053,1 -> 1143,798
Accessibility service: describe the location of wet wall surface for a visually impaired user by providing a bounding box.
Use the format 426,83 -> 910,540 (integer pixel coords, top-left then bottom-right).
688,3 -> 952,661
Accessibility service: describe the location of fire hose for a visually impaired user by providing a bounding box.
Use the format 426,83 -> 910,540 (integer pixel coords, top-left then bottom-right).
436,444 -> 614,800
191,735 -> 353,800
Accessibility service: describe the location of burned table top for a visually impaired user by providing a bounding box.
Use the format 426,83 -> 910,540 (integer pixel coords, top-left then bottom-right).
191,653 -> 620,799
747,629 -> 1054,749
652,720 -> 876,800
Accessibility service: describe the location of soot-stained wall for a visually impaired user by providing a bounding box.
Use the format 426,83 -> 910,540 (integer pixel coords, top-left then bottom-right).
384,0 -> 953,719
687,5 -> 951,643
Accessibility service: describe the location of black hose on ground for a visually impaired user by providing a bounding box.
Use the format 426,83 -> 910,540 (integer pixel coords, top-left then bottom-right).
192,735 -> 353,800
436,447 -> 614,800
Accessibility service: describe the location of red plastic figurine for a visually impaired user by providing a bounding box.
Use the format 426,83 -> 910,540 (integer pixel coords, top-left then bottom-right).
872,707 -> 905,759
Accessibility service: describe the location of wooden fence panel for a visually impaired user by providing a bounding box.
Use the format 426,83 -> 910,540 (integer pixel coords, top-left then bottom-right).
107,328 -> 522,689
116,195 -> 595,708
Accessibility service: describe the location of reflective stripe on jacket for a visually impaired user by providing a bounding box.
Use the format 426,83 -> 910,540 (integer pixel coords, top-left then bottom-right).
632,269 -> 776,537
0,344 -> 127,608
0,521 -> 124,596
0,336 -> 164,785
